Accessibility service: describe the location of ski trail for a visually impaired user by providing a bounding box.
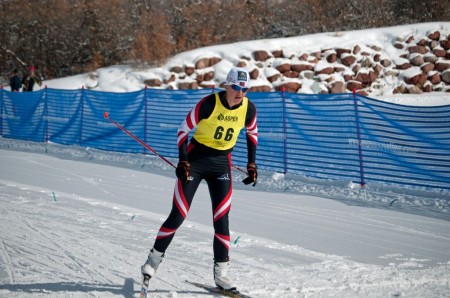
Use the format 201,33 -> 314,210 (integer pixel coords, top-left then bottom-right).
19,156 -> 116,197
0,239 -> 14,284
14,211 -> 114,285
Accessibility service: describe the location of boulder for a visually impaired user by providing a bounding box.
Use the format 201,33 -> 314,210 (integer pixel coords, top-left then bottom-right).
203,70 -> 214,81
334,65 -> 345,73
433,48 -> 446,57
427,71 -> 441,84
253,50 -> 270,61
442,70 -> 450,84
396,61 -> 411,70
405,35 -> 415,43
380,58 -> 392,67
421,62 -> 435,73
298,53 -> 309,61
170,66 -> 183,73
435,60 -> 450,72
236,60 -> 248,68
423,81 -> 433,92
300,70 -> 315,79
346,80 -> 363,91
324,50 -> 337,63
276,82 -> 301,93
271,50 -> 284,58
405,73 -> 426,86
409,54 -> 424,66
428,30 -> 440,40
407,85 -> 423,94
335,47 -> 351,58
373,64 -> 382,75
195,73 -> 203,83
341,53 -> 357,66
315,61 -> 334,75
374,53 -> 381,62
291,62 -> 314,72
144,78 -> 162,87
267,73 -> 281,82
195,58 -> 210,69
393,84 -> 407,94
329,81 -> 345,93
250,68 -> 259,80
275,62 -> 291,73
209,57 -> 222,66
440,40 -> 450,51
416,38 -> 428,47
355,69 -> 377,85
250,85 -> 272,92
164,74 -> 176,84
178,82 -> 198,90
184,66 -> 195,75
407,45 -> 428,54
423,53 -> 438,63
394,42 -> 405,49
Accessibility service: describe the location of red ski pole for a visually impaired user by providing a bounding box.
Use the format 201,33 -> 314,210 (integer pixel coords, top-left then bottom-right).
231,164 -> 247,175
103,112 -> 176,169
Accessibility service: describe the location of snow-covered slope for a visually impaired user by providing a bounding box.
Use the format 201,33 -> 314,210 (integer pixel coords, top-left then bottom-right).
0,140 -> 449,298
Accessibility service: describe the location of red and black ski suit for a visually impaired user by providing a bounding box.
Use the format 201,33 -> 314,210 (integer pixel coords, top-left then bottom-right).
153,90 -> 258,262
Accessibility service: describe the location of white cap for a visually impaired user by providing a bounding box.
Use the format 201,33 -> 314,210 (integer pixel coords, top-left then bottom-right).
225,67 -> 250,88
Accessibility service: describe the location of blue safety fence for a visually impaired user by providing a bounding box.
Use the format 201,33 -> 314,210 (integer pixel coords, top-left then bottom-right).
1,87 -> 449,190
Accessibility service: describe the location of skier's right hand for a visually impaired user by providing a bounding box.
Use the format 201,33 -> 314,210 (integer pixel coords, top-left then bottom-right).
176,161 -> 190,183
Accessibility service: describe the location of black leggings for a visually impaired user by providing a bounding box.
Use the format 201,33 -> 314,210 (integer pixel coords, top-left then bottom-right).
153,155 -> 233,262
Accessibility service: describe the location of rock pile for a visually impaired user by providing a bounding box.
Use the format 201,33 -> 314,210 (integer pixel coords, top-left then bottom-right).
144,29 -> 450,95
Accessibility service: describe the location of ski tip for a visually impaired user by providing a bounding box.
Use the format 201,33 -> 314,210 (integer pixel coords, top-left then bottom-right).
103,111 -> 109,119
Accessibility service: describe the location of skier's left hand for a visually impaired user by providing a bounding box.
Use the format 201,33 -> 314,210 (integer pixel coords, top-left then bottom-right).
242,162 -> 257,186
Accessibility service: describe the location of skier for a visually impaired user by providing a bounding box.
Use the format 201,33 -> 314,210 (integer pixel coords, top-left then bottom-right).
141,66 -> 258,293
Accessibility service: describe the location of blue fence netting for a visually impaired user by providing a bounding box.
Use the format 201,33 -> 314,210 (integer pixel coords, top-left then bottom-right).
1,87 -> 449,191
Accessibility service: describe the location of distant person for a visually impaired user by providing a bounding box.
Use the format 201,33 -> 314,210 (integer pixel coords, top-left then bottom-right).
140,67 -> 258,295
22,65 -> 42,92
9,69 -> 21,92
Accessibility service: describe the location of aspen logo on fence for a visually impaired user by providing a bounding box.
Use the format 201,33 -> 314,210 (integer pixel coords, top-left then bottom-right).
348,139 -> 419,153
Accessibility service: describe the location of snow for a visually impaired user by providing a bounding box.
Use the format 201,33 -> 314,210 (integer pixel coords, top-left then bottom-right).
1,23 -> 450,297
0,139 -> 449,298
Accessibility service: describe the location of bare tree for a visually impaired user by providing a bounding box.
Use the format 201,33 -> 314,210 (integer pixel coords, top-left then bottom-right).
1,0 -> 448,81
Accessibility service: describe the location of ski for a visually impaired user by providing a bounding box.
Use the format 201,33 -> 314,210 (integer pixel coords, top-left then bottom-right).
139,274 -> 150,298
185,280 -> 252,298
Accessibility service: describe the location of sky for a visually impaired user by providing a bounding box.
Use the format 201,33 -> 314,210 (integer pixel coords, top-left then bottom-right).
1,23 -> 450,298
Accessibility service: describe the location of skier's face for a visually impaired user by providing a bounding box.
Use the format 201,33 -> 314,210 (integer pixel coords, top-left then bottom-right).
226,84 -> 248,107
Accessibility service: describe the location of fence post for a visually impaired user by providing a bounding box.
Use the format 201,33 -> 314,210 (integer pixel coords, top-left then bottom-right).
281,86 -> 288,174
79,86 -> 85,146
44,86 -> 48,142
144,85 -> 148,155
0,85 -> 3,136
352,89 -> 365,187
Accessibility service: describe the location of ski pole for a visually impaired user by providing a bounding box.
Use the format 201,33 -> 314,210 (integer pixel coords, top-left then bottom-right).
103,112 -> 176,169
232,164 -> 247,174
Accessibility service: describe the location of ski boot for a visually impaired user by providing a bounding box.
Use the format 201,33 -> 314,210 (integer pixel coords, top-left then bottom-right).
214,260 -> 237,291
139,248 -> 164,297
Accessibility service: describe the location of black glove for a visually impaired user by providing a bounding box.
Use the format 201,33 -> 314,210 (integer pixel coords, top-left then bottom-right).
242,162 -> 257,186
176,161 -> 190,183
